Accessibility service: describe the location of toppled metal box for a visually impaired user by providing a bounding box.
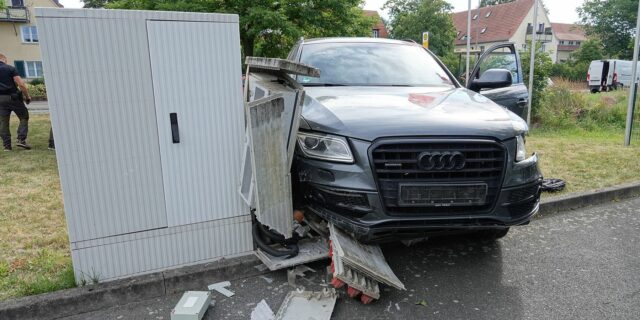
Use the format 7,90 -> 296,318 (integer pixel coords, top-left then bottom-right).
171,291 -> 212,320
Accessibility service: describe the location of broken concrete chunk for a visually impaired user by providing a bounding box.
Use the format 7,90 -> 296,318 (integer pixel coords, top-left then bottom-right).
274,289 -> 337,320
208,281 -> 235,298
251,299 -> 275,320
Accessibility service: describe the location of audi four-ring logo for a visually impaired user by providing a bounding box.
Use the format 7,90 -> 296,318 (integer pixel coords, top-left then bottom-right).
417,151 -> 466,170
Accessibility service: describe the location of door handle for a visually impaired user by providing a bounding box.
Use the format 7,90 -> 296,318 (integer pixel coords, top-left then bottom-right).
170,113 -> 180,143
517,99 -> 527,107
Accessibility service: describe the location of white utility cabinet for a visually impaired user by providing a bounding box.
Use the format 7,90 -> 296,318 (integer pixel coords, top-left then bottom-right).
36,8 -> 252,282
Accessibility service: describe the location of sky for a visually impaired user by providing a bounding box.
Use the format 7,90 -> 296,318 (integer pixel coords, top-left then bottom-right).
59,0 -> 584,24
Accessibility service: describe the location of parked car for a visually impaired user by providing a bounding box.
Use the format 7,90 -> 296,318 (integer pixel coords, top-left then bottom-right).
588,59 -> 640,93
288,38 -> 542,243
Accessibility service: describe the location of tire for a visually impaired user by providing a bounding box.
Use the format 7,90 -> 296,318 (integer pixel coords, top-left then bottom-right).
474,228 -> 510,240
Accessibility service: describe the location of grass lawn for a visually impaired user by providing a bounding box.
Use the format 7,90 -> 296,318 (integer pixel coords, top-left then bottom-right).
1,111 -> 639,301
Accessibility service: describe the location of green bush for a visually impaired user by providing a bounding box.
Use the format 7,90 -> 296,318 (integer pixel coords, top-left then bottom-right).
29,78 -> 45,86
536,85 -> 627,130
28,83 -> 47,100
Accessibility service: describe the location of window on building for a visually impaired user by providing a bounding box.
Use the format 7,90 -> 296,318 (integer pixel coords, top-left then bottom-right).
372,29 -> 379,38
21,26 -> 38,43
485,11 -> 492,18
481,27 -> 487,34
15,61 -> 43,78
12,0 -> 25,7
576,41 -> 581,46
480,45 -> 485,52
559,40 -> 565,45
472,14 -> 478,20
569,41 -> 574,45
537,23 -> 544,33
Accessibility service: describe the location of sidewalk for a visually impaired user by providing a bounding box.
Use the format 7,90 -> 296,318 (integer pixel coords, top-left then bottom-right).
27,101 -> 48,114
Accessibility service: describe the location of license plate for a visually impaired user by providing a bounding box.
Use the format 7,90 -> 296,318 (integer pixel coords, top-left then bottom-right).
398,184 -> 488,207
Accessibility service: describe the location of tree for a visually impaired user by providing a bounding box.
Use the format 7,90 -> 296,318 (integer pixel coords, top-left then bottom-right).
383,0 -> 457,57
480,0 -> 514,7
573,39 -> 604,63
82,0 -> 110,8
578,0 -> 638,59
520,41 -> 553,116
107,0 -> 375,58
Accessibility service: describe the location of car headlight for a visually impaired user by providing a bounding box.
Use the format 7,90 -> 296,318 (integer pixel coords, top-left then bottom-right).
516,135 -> 527,162
297,132 -> 354,163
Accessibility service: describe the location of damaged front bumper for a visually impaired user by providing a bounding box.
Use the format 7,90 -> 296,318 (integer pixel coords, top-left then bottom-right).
293,137 -> 543,243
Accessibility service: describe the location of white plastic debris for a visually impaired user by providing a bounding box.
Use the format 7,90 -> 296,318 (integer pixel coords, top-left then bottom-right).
208,281 -> 235,297
251,299 -> 275,320
275,289 -> 337,320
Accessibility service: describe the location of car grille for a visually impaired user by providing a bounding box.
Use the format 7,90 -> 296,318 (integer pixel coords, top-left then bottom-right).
371,139 -> 506,215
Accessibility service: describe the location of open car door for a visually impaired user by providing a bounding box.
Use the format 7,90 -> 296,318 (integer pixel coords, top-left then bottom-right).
467,43 -> 529,119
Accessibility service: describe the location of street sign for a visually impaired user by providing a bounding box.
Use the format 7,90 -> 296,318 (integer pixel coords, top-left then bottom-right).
422,32 -> 429,49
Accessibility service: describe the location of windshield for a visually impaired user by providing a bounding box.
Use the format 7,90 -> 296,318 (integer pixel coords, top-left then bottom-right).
298,42 -> 455,87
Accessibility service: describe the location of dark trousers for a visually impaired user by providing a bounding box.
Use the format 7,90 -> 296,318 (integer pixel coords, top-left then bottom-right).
49,127 -> 54,148
0,97 -> 29,148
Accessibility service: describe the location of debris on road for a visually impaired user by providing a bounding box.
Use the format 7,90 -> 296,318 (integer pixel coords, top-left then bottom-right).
207,281 -> 235,298
274,289 -> 337,320
287,265 -> 316,287
170,291 -> 212,320
250,299 -> 275,320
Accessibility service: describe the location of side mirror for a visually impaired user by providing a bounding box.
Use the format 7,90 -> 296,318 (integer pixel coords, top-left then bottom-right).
470,68 -> 512,92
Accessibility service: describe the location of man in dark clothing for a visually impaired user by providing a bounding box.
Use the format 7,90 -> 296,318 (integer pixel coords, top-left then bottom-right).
0,53 -> 32,151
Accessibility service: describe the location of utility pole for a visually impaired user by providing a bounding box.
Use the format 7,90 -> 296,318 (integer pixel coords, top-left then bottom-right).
526,0 -> 539,127
624,2 -> 640,146
465,0 -> 472,87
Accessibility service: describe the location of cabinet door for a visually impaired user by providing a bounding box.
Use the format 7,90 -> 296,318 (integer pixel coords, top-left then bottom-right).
147,20 -> 247,226
39,16 -> 169,242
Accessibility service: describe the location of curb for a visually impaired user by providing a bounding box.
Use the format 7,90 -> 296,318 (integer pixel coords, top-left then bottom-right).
0,255 -> 265,320
2,182 -> 640,319
538,181 -> 640,217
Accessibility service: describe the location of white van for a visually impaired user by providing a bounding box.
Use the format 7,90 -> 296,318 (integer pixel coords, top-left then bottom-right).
588,59 -> 640,93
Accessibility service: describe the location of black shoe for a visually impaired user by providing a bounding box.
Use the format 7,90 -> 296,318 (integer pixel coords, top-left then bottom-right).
16,139 -> 32,150
48,145 -> 55,150
3,147 -> 11,151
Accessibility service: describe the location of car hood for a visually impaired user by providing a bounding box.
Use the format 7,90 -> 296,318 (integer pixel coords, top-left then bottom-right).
301,86 -> 524,141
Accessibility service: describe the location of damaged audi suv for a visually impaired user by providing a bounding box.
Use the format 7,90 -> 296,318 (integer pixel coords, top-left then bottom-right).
290,38 -> 542,243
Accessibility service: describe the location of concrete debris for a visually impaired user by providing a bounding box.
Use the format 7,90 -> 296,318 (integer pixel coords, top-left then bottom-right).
259,275 -> 274,284
254,264 -> 269,272
274,289 -> 337,320
287,265 -> 316,287
250,299 -> 275,320
207,281 -> 235,298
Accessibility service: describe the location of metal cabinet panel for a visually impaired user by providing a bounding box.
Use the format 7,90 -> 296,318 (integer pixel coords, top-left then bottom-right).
37,15 -> 168,242
146,20 -> 247,226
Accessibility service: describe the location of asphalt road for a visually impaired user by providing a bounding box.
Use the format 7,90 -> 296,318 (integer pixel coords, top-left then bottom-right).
60,197 -> 640,320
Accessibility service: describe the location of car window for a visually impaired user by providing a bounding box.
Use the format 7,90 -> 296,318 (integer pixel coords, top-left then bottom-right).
477,49 -> 519,84
298,42 -> 455,87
